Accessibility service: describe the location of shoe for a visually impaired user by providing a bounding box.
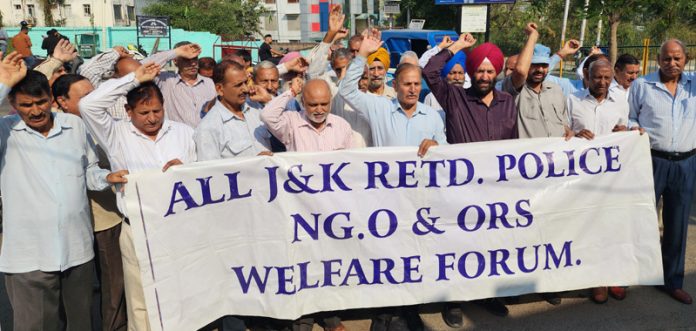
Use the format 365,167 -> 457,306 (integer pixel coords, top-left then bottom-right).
442,303 -> 463,328
540,292 -> 562,305
324,323 -> 346,331
666,288 -> 693,304
386,316 -> 409,331
477,298 -> 509,317
608,287 -> 626,300
403,309 -> 425,331
370,314 -> 391,331
591,287 -> 608,304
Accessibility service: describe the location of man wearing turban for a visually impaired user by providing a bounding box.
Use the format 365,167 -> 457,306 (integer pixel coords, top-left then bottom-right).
423,46 -> 470,113
423,33 -> 517,145
366,47 -> 397,99
423,33 -> 517,328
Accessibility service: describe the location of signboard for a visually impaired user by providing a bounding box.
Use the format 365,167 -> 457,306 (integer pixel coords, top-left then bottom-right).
136,15 -> 170,38
124,133 -> 663,331
384,1 -> 401,14
436,0 -> 516,4
461,5 -> 487,33
408,19 -> 426,30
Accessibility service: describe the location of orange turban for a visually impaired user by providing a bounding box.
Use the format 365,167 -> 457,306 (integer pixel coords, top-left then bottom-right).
367,47 -> 391,69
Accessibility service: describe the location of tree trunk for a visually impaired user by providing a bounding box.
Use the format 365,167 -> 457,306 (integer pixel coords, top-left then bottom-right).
608,13 -> 620,65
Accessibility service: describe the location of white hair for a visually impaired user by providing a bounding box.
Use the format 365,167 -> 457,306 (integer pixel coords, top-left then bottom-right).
399,51 -> 419,64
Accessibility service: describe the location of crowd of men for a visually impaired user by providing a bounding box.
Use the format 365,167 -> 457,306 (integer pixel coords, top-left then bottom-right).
0,4 -> 693,331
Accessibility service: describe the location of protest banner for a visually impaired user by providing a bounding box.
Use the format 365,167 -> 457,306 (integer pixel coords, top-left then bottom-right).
124,132 -> 663,331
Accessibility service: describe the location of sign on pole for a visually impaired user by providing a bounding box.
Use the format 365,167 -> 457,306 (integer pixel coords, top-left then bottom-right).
460,5 -> 487,33
136,16 -> 170,38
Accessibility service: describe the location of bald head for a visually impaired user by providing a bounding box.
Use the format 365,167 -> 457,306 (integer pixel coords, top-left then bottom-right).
115,57 -> 142,78
589,59 -> 612,76
659,39 -> 688,80
504,55 -> 519,77
302,79 -> 332,128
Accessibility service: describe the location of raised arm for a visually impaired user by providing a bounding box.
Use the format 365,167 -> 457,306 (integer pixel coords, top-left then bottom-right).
309,4 -> 348,79
78,47 -> 128,87
423,33 -> 476,114
260,79 -> 303,146
34,39 -> 77,80
338,36 -> 387,121
511,23 -> 539,90
419,36 -> 455,68
0,51 -> 27,105
79,63 -> 161,155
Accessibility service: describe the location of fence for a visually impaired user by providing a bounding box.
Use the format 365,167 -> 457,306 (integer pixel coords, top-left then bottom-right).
555,39 -> 696,78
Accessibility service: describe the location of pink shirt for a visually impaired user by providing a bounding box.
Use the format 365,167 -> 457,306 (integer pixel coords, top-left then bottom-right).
261,91 -> 353,152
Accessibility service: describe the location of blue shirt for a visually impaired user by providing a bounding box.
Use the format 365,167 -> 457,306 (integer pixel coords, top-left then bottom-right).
194,100 -> 271,161
0,84 -> 109,273
628,71 -> 696,152
339,56 -> 447,147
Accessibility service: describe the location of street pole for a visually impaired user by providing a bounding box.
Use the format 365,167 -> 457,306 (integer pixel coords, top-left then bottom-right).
559,0 -> 570,76
579,0 -> 589,46
484,4 -> 491,42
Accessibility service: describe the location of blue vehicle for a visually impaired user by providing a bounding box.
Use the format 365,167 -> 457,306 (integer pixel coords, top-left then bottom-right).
380,29 -> 459,68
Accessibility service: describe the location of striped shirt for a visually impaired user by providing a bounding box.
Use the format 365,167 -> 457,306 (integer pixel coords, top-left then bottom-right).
628,71 -> 696,152
261,91 -> 353,152
157,73 -> 216,128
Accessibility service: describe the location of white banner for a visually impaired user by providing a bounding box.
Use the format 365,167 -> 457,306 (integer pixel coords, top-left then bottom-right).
124,132 -> 663,331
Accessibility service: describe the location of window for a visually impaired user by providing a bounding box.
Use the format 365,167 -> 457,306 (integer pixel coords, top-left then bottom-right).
287,0 -> 299,3
263,15 -> 278,31
264,0 -> 276,3
63,4 -> 72,16
14,5 -> 21,10
286,14 -> 300,31
127,6 -> 135,21
83,4 -> 91,16
113,5 -> 123,21
27,4 -> 35,17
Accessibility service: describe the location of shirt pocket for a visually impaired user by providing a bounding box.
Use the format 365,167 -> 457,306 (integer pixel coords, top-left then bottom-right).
682,97 -> 696,118
225,138 -> 253,156
520,94 -> 540,120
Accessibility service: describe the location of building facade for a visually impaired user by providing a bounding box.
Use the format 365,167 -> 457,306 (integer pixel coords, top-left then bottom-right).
259,0 -> 382,43
1,0 -> 136,28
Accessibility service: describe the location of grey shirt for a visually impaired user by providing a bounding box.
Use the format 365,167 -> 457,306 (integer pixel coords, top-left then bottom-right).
502,76 -> 569,138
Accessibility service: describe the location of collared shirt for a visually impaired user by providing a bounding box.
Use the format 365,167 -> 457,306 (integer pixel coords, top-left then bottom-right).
339,55 -> 447,147
568,89 -> 629,135
79,73 -> 197,215
194,100 -> 271,161
502,76 -> 569,138
11,32 -> 32,57
261,90 -> 353,152
423,49 -> 518,144
0,87 -> 109,273
157,72 -> 216,128
610,79 -> 630,99
369,84 -> 397,99
78,49 -> 178,119
628,71 -> 696,152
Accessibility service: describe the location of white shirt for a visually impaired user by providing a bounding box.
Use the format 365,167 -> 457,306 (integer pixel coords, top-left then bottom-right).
610,79 -> 630,99
0,84 -> 110,272
568,88 -> 629,135
194,100 -> 271,161
79,73 -> 197,215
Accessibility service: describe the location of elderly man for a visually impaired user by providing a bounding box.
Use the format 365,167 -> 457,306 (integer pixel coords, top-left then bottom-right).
423,33 -> 516,327
568,60 -> 631,304
613,54 -> 641,95
78,42 -> 202,120
156,41 -> 217,128
367,47 -> 396,99
261,78 -> 352,152
628,39 -> 695,305
195,60 -> 271,160
52,73 -> 129,330
80,63 -> 197,330
339,33 -> 446,151
348,34 -> 363,57
503,23 -> 573,140
0,53 -> 121,331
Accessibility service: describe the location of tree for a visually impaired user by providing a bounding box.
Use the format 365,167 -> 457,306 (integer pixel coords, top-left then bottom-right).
144,0 -> 267,37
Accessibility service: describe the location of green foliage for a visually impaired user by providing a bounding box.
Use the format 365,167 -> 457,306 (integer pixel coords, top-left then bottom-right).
396,0 -> 696,57
143,0 -> 267,37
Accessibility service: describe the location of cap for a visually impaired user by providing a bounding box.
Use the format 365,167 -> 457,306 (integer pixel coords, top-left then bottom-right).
531,44 -> 551,65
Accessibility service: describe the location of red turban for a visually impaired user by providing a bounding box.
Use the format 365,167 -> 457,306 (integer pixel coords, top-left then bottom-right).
465,42 -> 504,79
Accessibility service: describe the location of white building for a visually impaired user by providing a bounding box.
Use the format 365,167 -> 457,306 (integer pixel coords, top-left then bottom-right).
259,0 -> 382,43
1,0 -> 136,28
